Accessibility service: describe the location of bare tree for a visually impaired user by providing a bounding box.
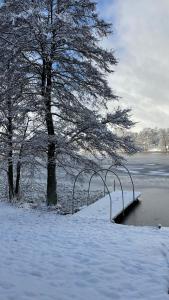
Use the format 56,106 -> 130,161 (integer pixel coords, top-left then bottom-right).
159,129 -> 169,152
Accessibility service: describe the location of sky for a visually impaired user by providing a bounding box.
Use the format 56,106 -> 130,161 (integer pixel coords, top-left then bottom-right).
97,0 -> 169,131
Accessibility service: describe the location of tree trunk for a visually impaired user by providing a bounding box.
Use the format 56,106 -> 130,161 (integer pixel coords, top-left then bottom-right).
42,60 -> 57,205
15,118 -> 29,200
7,100 -> 14,200
15,160 -> 21,199
47,141 -> 57,206
7,154 -> 14,200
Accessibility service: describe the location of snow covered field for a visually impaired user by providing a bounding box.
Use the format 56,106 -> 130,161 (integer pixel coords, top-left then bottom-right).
1,198 -> 169,300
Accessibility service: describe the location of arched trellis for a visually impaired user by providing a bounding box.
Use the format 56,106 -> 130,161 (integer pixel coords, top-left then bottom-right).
72,168 -> 113,221
87,169 -> 124,219
115,162 -> 135,202
104,163 -> 135,202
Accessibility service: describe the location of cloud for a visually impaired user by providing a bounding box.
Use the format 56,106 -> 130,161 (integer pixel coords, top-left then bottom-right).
99,0 -> 169,130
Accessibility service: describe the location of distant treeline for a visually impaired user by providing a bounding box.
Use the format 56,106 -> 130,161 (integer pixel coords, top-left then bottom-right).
130,128 -> 169,152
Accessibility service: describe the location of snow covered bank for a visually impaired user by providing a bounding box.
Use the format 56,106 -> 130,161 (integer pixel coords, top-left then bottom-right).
0,202 -> 169,300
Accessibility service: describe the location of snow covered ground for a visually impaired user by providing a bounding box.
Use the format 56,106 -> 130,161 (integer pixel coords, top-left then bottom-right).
1,198 -> 169,300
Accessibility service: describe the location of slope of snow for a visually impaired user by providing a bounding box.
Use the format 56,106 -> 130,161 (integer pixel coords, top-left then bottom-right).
0,201 -> 169,300
76,191 -> 141,221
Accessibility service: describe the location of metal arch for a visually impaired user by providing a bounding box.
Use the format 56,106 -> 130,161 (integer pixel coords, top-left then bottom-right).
115,162 -> 135,202
104,168 -> 118,196
87,170 -> 110,206
72,168 -> 93,214
98,168 -> 125,216
72,168 -> 109,214
86,170 -> 113,222
72,168 -> 113,222
104,162 -> 135,202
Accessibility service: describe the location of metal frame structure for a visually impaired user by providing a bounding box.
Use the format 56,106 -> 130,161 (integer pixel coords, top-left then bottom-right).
88,168 -> 124,217
104,163 -> 135,201
72,168 -> 112,221
115,162 -> 135,202
71,163 -> 136,222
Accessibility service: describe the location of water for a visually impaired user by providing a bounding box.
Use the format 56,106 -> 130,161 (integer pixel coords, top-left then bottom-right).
122,153 -> 169,227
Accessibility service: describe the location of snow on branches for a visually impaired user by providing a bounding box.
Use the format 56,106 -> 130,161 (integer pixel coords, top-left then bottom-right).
0,0 -> 136,204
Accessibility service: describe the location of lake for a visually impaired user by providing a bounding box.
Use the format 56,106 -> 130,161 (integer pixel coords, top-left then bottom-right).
120,153 -> 169,227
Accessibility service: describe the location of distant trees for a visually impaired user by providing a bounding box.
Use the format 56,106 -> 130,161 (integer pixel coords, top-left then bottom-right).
0,0 -> 136,205
131,128 -> 169,152
159,129 -> 169,152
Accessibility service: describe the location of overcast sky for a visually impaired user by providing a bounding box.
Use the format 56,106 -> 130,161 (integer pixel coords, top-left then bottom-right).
97,0 -> 169,131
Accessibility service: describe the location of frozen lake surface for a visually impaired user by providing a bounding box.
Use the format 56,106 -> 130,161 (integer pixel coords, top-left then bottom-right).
124,152 -> 169,178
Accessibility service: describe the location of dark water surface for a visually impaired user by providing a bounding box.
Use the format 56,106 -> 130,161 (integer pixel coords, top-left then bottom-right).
122,153 -> 169,227
123,187 -> 169,227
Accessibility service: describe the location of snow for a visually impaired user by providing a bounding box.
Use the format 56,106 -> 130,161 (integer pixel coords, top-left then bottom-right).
76,191 -> 141,221
0,200 -> 169,300
147,148 -> 163,152
116,167 -> 140,174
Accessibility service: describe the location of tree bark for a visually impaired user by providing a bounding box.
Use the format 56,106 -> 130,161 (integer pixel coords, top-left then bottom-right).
7,153 -> 14,200
46,140 -> 57,206
15,118 -> 29,199
7,100 -> 14,200
42,60 -> 57,205
15,160 -> 21,199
